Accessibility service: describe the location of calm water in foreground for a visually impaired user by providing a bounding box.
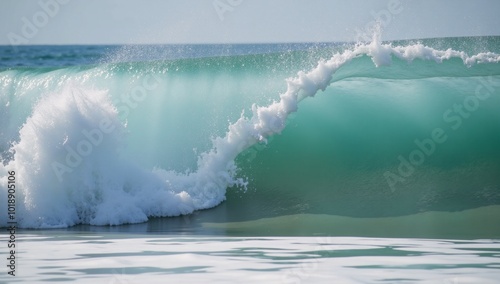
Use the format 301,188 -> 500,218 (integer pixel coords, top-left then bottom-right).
2,231 -> 500,283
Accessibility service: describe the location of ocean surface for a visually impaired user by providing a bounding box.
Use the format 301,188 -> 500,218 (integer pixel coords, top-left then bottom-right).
1,36 -> 500,283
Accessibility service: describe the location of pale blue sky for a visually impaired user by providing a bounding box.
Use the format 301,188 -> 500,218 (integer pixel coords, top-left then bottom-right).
1,0 -> 499,45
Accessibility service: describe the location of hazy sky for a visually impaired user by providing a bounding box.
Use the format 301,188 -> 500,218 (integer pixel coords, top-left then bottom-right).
1,0 -> 499,45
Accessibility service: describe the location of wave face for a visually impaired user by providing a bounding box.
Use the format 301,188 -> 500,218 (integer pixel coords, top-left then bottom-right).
1,37 -> 500,228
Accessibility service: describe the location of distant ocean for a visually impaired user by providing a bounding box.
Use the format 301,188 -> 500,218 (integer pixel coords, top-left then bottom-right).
1,36 -> 500,283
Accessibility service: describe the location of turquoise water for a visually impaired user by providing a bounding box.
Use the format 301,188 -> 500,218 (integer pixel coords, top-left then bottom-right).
1,37 -> 500,282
